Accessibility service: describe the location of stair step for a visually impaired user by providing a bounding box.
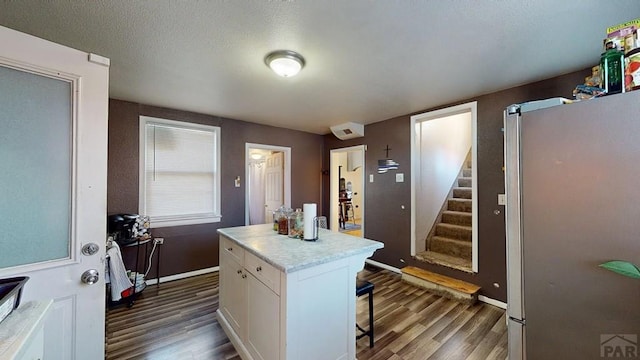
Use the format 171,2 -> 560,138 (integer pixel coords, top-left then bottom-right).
457,177 -> 471,187
401,266 -> 480,303
441,211 -> 472,226
452,187 -> 472,199
447,198 -> 472,212
430,236 -> 472,259
415,251 -> 473,273
462,169 -> 472,177
435,223 -> 472,241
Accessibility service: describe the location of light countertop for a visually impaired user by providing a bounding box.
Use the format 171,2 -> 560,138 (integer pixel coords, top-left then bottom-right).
218,224 -> 384,273
0,300 -> 52,359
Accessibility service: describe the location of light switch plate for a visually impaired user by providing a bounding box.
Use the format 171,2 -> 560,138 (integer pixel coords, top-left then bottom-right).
369,174 -> 374,183
498,193 -> 506,205
396,173 -> 404,182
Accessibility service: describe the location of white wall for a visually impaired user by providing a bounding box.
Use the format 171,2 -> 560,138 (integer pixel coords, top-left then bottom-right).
415,112 -> 472,250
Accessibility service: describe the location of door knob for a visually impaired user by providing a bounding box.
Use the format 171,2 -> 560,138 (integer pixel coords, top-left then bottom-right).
82,243 -> 100,256
81,269 -> 99,285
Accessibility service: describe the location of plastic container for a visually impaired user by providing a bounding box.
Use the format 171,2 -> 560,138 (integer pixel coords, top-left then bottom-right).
0,276 -> 29,324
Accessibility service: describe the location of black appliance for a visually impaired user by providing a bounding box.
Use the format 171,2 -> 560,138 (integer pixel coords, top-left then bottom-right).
107,214 -> 139,246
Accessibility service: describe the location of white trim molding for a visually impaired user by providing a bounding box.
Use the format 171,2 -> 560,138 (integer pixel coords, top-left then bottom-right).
146,266 -> 219,285
478,295 -> 507,310
410,101 -> 478,273
365,259 -> 402,274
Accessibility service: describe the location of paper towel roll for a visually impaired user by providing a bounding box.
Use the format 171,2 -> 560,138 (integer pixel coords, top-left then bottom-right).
303,203 -> 317,240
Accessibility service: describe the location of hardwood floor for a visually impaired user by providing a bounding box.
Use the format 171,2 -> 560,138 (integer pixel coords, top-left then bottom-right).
105,273 -> 239,360
106,267 -> 507,360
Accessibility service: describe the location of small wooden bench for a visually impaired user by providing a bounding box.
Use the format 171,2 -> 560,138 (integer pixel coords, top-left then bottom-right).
401,266 -> 480,304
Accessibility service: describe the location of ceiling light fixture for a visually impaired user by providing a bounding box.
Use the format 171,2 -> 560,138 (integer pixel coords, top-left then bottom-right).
250,153 -> 264,160
264,50 -> 305,77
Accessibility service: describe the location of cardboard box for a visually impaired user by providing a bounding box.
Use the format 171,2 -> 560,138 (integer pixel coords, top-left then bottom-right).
607,18 -> 640,37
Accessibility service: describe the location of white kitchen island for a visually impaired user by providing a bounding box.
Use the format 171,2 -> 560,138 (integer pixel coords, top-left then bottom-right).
216,224 -> 384,360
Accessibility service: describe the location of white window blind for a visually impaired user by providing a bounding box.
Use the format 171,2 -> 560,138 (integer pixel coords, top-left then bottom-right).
140,116 -> 221,227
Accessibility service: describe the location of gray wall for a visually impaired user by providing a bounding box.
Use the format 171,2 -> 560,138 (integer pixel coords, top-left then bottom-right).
323,68 -> 591,302
108,99 -> 324,279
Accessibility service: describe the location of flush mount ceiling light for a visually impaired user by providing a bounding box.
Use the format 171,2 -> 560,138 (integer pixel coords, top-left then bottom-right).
264,50 -> 305,77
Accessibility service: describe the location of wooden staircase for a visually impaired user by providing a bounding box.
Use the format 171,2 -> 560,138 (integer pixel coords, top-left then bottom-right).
401,266 -> 480,304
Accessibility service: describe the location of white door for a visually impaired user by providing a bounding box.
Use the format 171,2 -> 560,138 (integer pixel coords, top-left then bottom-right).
0,26 -> 109,359
264,152 -> 284,221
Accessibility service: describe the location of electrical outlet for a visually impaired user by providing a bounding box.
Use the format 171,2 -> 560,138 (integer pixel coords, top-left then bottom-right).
154,237 -> 164,245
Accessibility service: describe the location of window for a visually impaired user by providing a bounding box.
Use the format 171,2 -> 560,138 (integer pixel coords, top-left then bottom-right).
139,116 -> 221,227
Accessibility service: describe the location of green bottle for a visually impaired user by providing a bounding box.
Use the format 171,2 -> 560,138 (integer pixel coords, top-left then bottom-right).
601,47 -> 625,95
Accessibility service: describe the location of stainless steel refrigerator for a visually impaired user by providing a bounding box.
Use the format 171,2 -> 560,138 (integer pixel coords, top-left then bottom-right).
504,91 -> 640,360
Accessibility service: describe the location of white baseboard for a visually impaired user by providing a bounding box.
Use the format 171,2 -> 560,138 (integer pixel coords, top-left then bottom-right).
478,295 -> 507,309
146,266 -> 219,285
365,259 -> 402,274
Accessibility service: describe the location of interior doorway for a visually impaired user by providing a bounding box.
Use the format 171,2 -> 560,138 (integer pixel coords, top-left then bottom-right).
330,145 -> 366,235
410,101 -> 478,273
245,143 -> 291,225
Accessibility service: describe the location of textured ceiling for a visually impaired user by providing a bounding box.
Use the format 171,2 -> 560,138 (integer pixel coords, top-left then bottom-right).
1,1 -> 638,134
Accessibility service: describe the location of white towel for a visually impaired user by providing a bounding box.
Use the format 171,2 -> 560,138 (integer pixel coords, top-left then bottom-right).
106,241 -> 133,302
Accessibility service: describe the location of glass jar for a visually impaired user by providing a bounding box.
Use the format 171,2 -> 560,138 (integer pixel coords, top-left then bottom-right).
276,206 -> 292,235
272,210 -> 278,231
288,208 -> 304,238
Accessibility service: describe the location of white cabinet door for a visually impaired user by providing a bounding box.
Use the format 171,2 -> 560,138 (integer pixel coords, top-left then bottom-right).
0,26 -> 108,360
246,272 -> 280,360
220,253 -> 247,338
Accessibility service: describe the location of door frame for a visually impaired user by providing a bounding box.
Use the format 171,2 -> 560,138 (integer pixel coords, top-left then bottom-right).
244,143 -> 291,225
410,101 -> 478,272
330,145 -> 366,232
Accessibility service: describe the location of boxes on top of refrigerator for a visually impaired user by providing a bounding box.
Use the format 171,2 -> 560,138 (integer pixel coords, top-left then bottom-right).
607,18 -> 640,38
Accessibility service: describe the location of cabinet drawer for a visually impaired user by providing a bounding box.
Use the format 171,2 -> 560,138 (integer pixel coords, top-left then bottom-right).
221,236 -> 244,265
245,251 -> 280,295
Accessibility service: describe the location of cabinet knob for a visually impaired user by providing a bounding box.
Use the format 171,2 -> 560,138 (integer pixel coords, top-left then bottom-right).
241,274 -> 247,279
227,247 -> 233,251
256,266 -> 262,272
237,269 -> 242,274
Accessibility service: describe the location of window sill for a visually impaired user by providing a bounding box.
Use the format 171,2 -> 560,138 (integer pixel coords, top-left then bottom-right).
149,215 -> 221,228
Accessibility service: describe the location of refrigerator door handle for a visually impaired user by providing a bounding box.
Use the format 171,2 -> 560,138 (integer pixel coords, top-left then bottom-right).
504,110 -> 525,321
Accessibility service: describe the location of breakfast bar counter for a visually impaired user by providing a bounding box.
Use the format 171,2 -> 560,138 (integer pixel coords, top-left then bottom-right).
216,224 -> 383,360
